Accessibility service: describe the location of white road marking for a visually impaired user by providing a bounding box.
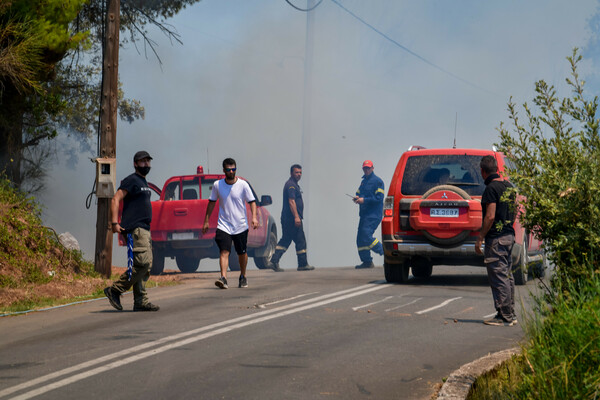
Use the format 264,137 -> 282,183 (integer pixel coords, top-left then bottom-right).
1,283 -> 386,400
260,292 -> 319,306
483,312 -> 497,319
415,297 -> 462,315
352,296 -> 394,311
385,298 -> 422,312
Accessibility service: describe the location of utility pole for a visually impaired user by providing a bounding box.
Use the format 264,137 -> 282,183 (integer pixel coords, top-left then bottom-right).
94,0 -> 120,277
301,0 -> 315,241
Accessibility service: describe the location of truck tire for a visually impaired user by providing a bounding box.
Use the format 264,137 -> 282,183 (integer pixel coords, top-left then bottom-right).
254,231 -> 277,269
418,185 -> 473,246
512,236 -> 528,286
150,248 -> 165,275
384,261 -> 409,283
176,255 -> 201,273
410,257 -> 433,279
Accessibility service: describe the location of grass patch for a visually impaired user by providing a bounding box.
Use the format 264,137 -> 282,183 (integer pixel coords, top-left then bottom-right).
469,274 -> 600,400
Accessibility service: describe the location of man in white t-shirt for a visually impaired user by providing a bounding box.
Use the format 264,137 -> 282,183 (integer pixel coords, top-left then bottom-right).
202,158 -> 259,289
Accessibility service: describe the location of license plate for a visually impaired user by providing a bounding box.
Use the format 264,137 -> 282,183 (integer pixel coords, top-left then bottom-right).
430,208 -> 459,217
171,232 -> 195,240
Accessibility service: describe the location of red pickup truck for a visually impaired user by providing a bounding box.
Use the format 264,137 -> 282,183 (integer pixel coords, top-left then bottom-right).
119,166 -> 278,275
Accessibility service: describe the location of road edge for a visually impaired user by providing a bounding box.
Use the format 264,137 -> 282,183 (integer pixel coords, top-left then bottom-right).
436,347 -> 520,400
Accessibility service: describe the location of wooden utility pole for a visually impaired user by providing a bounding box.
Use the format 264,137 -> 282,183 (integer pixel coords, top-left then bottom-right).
94,0 -> 120,277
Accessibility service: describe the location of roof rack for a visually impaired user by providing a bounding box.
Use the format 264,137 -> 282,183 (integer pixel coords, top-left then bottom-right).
407,145 -> 426,151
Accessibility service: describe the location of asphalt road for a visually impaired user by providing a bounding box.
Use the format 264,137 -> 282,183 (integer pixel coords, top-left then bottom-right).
0,265 -> 542,400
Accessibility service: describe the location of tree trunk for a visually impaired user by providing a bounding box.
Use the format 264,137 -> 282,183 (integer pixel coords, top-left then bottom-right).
0,84 -> 25,188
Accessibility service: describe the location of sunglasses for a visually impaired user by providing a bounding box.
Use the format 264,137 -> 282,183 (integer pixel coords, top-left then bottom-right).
224,168 -> 237,172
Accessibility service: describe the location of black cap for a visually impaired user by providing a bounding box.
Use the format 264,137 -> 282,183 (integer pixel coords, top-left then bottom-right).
133,151 -> 153,162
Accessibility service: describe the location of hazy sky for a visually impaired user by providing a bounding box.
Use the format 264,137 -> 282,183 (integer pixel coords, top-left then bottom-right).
38,0 -> 600,271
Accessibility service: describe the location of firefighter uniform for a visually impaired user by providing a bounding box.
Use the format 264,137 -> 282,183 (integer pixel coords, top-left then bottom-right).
271,175 -> 312,270
356,168 -> 385,264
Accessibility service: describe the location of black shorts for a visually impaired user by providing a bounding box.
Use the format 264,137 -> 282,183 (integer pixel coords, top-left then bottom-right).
215,229 -> 249,254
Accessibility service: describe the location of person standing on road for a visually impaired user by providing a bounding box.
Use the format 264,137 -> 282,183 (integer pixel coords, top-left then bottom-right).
203,158 -> 259,289
104,151 -> 160,312
270,164 -> 315,272
475,155 -> 517,326
353,160 -> 385,269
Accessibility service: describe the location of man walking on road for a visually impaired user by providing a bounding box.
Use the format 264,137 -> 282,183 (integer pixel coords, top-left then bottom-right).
270,164 -> 315,272
353,160 -> 385,269
475,155 -> 517,326
203,158 -> 258,289
104,151 -> 160,312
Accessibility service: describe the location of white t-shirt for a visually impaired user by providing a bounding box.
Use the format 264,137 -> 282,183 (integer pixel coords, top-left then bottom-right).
209,178 -> 256,235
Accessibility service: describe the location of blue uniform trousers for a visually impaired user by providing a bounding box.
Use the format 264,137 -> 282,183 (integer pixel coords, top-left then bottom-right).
271,218 -> 308,267
356,217 -> 383,263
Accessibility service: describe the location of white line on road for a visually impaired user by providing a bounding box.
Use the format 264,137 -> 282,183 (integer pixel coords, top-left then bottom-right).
260,292 -> 320,307
1,283 -> 386,400
483,312 -> 497,319
415,297 -> 462,315
352,296 -> 394,311
385,297 -> 422,312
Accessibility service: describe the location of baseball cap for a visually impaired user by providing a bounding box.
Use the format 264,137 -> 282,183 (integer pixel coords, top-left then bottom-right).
362,160 -> 373,168
134,151 -> 153,162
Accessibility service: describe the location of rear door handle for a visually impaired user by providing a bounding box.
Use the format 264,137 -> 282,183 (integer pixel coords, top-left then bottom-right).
174,209 -> 188,216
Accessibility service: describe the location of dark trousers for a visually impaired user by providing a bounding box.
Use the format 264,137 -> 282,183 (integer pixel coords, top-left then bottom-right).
484,233 -> 516,321
271,218 -> 308,267
356,217 -> 384,263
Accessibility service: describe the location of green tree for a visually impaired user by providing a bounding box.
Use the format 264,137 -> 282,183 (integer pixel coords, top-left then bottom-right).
0,0 -> 200,192
497,48 -> 600,287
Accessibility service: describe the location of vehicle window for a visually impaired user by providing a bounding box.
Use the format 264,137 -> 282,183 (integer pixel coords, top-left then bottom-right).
163,180 -> 180,201
401,155 -> 486,196
181,178 -> 199,200
201,178 -> 218,199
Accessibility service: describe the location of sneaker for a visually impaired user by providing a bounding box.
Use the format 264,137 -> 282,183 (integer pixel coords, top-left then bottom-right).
483,316 -> 516,326
104,287 -> 122,311
239,275 -> 248,288
355,261 -> 375,269
133,303 -> 160,312
215,276 -> 228,289
271,262 -> 284,272
297,265 -> 315,271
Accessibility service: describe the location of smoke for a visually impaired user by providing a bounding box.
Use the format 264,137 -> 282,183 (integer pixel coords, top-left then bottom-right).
37,0 -> 599,270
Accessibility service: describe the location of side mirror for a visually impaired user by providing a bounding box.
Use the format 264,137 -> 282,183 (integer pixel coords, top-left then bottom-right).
260,195 -> 272,206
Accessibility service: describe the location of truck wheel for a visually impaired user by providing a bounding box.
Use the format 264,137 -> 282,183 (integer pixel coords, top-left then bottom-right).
531,250 -> 547,279
512,236 -> 528,286
229,249 -> 241,271
176,255 -> 200,273
411,257 -> 433,279
150,248 -> 165,275
254,231 -> 277,269
384,261 -> 409,283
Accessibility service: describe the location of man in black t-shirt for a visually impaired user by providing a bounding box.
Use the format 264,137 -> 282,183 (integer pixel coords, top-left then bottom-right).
104,151 -> 159,312
475,155 -> 516,326
270,164 -> 315,271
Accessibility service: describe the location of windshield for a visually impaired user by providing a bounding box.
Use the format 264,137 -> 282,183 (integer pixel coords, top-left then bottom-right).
400,154 -> 486,196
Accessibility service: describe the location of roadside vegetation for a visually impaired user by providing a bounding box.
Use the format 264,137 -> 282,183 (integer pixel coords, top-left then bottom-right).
0,176 -> 178,314
469,49 -> 600,399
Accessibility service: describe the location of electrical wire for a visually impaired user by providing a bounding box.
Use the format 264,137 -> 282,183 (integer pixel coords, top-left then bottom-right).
284,0 -> 323,12
329,0 -> 496,95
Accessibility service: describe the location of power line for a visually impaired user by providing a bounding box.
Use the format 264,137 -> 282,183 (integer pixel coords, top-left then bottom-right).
284,0 -> 324,12
330,0 -> 496,95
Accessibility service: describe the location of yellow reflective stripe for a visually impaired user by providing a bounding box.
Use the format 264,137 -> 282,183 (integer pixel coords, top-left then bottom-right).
356,189 -> 360,194
375,188 -> 385,194
276,246 -> 287,251
296,249 -> 307,254
358,239 -> 379,251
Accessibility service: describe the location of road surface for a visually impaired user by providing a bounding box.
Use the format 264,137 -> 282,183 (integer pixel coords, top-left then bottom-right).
0,265 -> 540,399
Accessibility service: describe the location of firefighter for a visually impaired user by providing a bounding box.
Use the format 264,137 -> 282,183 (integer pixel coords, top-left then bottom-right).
353,160 -> 385,269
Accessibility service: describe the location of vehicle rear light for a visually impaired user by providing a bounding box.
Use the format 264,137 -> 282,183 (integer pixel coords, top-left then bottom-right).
384,196 -> 394,217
